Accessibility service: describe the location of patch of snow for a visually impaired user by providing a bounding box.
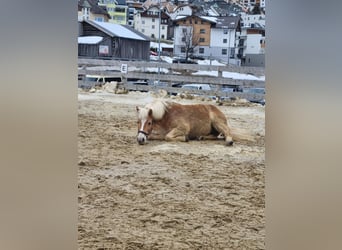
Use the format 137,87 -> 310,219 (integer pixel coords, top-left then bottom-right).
78,36 -> 103,44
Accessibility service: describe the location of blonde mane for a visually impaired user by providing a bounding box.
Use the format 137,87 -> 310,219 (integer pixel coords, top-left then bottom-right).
144,99 -> 169,120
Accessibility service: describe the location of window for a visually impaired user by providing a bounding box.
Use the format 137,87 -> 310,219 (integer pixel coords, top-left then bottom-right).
181,37 -> 186,42
199,48 -> 204,54
152,25 -> 155,29
151,34 -> 155,38
95,17 -> 104,22
223,29 -> 228,34
223,38 -> 227,43
142,20 -> 145,24
162,26 -> 165,30
182,28 -> 187,33
161,35 -> 165,39
222,49 -> 227,55
181,47 -> 186,53
142,29 -> 145,32
152,18 -> 155,22
200,29 -> 205,34
199,38 -> 205,42
230,48 -> 235,58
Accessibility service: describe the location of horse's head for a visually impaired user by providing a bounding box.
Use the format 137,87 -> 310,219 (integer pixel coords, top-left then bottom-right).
136,106 -> 154,145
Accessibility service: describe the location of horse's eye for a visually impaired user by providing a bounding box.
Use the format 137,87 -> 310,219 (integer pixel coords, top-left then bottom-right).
148,122 -> 152,125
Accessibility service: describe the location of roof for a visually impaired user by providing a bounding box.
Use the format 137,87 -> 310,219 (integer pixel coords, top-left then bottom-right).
141,9 -> 170,19
174,15 -> 217,24
200,16 -> 217,23
214,16 -> 241,29
86,20 -> 150,41
116,0 -> 126,5
78,0 -> 110,18
78,36 -> 103,44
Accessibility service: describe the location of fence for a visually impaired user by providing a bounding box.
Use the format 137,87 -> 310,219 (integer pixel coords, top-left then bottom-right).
78,58 -> 265,102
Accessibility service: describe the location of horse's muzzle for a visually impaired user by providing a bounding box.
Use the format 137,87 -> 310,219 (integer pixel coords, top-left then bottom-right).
137,130 -> 148,145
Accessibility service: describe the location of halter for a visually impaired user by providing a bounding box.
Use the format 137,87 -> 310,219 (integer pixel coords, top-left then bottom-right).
138,130 -> 149,136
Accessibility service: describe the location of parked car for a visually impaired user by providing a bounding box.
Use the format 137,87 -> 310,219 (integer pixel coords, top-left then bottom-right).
242,87 -> 265,105
150,50 -> 158,56
181,84 -> 211,91
172,57 -> 197,64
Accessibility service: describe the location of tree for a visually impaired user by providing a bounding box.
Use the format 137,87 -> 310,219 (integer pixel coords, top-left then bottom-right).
180,26 -> 200,61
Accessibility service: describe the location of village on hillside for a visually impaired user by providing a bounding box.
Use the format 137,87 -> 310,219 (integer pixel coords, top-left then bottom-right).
78,0 -> 265,67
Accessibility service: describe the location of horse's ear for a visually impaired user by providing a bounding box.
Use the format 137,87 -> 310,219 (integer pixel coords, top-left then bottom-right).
148,108 -> 153,117
136,106 -> 140,112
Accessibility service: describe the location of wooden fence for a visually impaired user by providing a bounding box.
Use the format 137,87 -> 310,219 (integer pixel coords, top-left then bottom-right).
78,58 -> 265,102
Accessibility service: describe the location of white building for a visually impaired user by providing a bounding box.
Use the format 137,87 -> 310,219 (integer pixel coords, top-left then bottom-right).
134,6 -> 170,40
210,16 -> 240,64
236,24 -> 265,66
240,12 -> 265,28
167,5 -> 193,20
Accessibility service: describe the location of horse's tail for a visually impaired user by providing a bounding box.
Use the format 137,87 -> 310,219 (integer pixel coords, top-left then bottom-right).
230,127 -> 255,142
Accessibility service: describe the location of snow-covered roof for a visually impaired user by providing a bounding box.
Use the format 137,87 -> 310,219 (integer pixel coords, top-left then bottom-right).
174,15 -> 217,23
174,15 -> 186,21
199,16 -> 217,23
91,20 -> 148,41
78,36 -> 103,44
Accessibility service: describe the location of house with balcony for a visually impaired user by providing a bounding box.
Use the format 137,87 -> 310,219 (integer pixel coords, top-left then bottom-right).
98,0 -> 129,24
237,23 -> 265,66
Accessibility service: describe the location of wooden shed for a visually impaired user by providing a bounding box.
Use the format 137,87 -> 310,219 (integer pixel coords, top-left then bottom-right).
78,20 -> 150,61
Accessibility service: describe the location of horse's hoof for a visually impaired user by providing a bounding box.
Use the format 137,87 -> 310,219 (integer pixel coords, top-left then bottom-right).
226,141 -> 234,146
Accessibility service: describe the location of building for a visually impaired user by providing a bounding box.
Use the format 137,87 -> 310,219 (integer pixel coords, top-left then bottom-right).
240,12 -> 265,28
112,0 -> 129,25
78,20 -> 150,61
134,6 -> 170,40
210,16 -> 241,64
78,0 -> 111,22
173,15 -> 242,64
98,0 -> 129,24
237,23 -> 265,66
126,1 -> 144,27
166,4 -> 193,20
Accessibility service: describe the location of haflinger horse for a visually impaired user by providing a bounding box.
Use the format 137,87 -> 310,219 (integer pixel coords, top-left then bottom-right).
136,99 -> 253,146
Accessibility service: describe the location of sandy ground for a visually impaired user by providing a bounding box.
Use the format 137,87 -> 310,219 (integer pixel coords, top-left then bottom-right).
78,90 -> 265,249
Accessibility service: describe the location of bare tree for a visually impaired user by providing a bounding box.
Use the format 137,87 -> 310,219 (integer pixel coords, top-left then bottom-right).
181,26 -> 200,61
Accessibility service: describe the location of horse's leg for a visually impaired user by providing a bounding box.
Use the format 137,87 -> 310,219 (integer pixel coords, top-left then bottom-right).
197,134 -> 225,140
164,127 -> 189,142
211,118 -> 234,146
148,133 -> 165,140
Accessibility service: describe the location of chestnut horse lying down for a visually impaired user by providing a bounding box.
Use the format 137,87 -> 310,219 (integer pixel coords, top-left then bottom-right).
136,100 -> 253,146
